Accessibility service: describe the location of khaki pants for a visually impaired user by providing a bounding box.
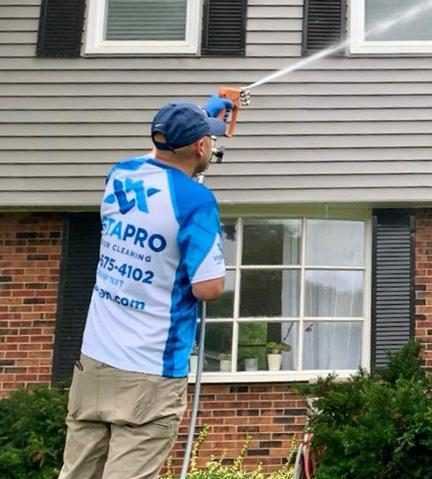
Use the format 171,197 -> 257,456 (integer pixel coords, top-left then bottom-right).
58,354 -> 187,479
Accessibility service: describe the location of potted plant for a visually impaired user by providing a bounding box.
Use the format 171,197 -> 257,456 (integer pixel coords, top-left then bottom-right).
244,357 -> 258,371
266,341 -> 291,371
218,353 -> 231,372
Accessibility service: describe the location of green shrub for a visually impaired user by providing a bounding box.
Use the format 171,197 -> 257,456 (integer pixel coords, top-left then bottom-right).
300,340 -> 432,479
0,387 -> 67,479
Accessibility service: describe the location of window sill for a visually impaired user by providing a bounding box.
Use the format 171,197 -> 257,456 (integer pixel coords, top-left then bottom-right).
187,370 -> 359,384
82,52 -> 201,58
84,43 -> 200,56
350,41 -> 432,55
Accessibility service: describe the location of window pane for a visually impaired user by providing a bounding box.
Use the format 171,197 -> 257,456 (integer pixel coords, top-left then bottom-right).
243,220 -> 301,265
221,220 -> 237,266
306,220 -> 364,267
106,0 -> 187,41
240,270 -> 300,317
305,270 -> 364,317
366,0 -> 432,41
303,322 -> 362,370
206,271 -> 235,319
202,323 -> 233,372
238,322 -> 298,371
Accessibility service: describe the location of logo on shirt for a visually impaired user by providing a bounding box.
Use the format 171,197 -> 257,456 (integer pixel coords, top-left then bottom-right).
104,178 -> 161,215
213,239 -> 225,265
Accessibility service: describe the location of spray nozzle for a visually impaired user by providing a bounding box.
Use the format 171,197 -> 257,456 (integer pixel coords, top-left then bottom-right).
211,145 -> 224,163
240,88 -> 251,107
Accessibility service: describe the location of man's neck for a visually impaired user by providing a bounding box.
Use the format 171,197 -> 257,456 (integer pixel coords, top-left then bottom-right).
152,150 -> 194,177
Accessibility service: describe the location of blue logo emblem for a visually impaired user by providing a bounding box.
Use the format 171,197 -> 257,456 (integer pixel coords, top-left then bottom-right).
104,178 -> 160,214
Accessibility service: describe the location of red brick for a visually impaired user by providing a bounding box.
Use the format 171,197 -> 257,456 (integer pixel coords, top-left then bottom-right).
15,374 -> 38,381
28,351 -> 52,359
6,336 -> 29,343
6,352 -> 27,359
19,328 -> 42,335
29,335 -> 53,343
0,344 -> 18,351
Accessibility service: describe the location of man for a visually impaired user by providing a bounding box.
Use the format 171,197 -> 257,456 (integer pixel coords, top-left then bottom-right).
59,98 -> 231,479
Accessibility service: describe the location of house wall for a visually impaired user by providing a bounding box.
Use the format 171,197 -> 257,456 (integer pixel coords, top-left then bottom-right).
2,0 -> 432,207
0,213 -> 62,398
1,209 -> 432,470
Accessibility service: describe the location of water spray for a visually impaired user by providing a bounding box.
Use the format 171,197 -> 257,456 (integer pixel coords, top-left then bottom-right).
215,0 -> 432,136
245,0 -> 432,92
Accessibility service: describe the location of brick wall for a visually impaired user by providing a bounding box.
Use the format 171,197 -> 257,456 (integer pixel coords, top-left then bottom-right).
415,209 -> 432,369
0,212 -> 307,472
2,208 -> 431,472
0,212 -> 307,473
0,213 -> 63,397
171,384 -> 306,473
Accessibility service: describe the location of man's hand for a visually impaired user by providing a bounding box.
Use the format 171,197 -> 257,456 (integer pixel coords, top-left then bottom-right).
203,95 -> 233,121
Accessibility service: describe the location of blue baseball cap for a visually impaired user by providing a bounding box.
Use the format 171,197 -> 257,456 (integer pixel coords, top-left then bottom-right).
151,102 -> 226,151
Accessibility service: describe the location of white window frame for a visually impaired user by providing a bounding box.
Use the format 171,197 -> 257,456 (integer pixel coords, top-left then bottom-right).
85,0 -> 202,55
349,0 -> 432,54
189,209 -> 372,384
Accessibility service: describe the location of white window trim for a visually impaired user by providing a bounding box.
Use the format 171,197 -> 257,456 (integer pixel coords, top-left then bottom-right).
349,0 -> 432,54
85,0 -> 202,56
189,210 -> 373,384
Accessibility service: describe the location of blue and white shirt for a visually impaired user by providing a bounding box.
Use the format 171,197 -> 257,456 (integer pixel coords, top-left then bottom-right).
82,155 -> 225,377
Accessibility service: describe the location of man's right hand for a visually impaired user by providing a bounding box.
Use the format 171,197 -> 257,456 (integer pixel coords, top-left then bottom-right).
203,95 -> 233,121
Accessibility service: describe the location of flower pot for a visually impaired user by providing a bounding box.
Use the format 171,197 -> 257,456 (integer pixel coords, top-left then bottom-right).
219,359 -> 231,372
189,354 -> 198,374
267,353 -> 282,371
244,358 -> 258,371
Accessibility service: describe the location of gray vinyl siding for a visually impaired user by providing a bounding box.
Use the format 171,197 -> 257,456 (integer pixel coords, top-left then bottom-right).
1,0 -> 432,207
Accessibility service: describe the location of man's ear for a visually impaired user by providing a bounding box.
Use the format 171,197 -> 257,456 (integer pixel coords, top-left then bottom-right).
194,137 -> 206,158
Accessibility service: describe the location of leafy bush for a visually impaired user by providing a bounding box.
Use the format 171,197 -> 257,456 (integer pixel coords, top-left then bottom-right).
163,425 -> 297,479
0,387 -> 67,479
300,340 -> 432,479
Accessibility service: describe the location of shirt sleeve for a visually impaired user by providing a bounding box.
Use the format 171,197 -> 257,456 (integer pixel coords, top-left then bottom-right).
178,201 -> 226,284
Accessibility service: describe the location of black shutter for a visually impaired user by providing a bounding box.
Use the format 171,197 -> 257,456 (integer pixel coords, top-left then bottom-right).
53,213 -> 100,385
202,0 -> 247,56
372,209 -> 415,371
302,0 -> 346,56
37,0 -> 85,58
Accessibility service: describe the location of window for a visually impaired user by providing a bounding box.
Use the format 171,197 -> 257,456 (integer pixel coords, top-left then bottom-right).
350,0 -> 432,54
85,0 -> 202,55
195,216 -> 371,382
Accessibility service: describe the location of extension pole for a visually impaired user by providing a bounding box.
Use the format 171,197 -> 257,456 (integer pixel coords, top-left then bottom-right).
180,174 -> 207,479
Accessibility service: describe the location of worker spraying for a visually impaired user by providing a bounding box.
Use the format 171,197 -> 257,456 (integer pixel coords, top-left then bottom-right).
57,95 -> 237,479
53,0 -> 432,473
